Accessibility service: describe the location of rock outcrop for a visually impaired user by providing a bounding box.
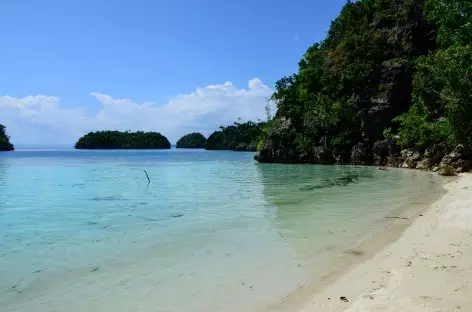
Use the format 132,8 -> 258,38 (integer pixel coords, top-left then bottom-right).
400,149 -> 422,169
351,142 -> 371,165
438,164 -> 457,176
313,146 -> 335,164
439,145 -> 472,172
392,144 -> 470,175
256,142 -> 472,176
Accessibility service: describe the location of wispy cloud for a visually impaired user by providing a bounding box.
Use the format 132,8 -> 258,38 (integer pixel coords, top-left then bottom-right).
0,79 -> 274,145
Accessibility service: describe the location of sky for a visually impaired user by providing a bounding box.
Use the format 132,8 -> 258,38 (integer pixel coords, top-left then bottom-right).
0,0 -> 345,145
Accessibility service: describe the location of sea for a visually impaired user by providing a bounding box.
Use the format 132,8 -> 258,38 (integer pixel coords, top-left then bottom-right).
0,149 -> 444,312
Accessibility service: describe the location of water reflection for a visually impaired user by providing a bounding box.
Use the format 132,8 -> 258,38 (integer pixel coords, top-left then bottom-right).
255,163 -> 445,276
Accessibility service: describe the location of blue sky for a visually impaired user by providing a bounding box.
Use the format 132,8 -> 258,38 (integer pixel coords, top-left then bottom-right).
0,0 -> 345,145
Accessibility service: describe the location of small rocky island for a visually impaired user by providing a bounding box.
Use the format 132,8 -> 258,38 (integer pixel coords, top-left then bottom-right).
75,131 -> 171,149
176,132 -> 206,148
0,124 -> 14,151
205,121 -> 265,152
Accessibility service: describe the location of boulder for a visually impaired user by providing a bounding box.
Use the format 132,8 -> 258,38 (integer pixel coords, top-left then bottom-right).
438,144 -> 472,172
416,158 -> 430,170
441,145 -> 463,165
313,146 -> 335,164
441,144 -> 470,164
387,155 -> 403,167
438,164 -> 457,176
400,149 -> 422,169
452,159 -> 472,173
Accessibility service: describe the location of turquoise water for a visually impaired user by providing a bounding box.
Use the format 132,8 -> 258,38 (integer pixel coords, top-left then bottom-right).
0,149 -> 443,312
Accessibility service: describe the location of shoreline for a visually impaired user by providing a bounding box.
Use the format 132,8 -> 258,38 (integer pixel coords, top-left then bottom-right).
295,173 -> 472,311
263,169 -> 447,312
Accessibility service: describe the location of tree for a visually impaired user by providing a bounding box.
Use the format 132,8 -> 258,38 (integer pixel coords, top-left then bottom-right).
205,121 -> 266,151
74,131 -> 171,149
0,124 -> 14,151
257,0 -> 439,163
396,0 -> 472,148
176,133 -> 206,148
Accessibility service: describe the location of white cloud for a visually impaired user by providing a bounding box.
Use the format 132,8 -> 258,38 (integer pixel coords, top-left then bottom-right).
0,78 -> 274,145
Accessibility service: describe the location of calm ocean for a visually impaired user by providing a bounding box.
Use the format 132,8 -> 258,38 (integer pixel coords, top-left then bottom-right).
0,149 -> 443,311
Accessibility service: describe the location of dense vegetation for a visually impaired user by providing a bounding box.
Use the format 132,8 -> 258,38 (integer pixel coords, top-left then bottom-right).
205,121 -> 266,151
0,124 -> 14,151
176,132 -> 206,148
256,0 -> 472,165
75,131 -> 171,149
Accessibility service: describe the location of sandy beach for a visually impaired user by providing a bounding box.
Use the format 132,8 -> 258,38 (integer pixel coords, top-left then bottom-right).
299,173 -> 472,311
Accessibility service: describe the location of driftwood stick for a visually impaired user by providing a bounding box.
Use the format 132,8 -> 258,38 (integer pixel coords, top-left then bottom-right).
144,170 -> 151,183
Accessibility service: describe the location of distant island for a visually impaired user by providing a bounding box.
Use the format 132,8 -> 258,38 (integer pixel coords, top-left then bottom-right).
254,0 -> 472,174
0,124 -> 14,151
205,121 -> 265,152
176,133 -> 206,148
73,122 -> 266,151
75,131 -> 171,149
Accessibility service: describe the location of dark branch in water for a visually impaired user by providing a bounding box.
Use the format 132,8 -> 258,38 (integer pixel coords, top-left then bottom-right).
385,216 -> 409,220
144,170 -> 150,183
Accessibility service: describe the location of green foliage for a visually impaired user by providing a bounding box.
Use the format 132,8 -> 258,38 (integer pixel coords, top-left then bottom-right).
397,0 -> 472,148
395,102 -> 453,148
205,121 -> 266,151
176,132 -> 206,148
75,131 -> 171,149
258,0 -> 472,160
0,124 -> 14,151
425,0 -> 472,48
260,0 -> 435,156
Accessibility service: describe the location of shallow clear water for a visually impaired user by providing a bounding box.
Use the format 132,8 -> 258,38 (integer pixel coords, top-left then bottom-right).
0,149 -> 443,311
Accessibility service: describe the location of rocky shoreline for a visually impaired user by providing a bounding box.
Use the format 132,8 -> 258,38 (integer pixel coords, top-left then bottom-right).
255,141 -> 471,176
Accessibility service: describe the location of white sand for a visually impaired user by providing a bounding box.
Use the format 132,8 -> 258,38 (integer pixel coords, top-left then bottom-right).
299,173 -> 472,312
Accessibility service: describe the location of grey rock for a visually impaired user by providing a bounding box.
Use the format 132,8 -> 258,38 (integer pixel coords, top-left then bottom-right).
441,144 -> 468,165
438,165 -> 457,176
372,140 -> 390,165
351,142 -> 371,165
313,146 -> 335,164
400,149 -> 422,169
416,158 -> 430,170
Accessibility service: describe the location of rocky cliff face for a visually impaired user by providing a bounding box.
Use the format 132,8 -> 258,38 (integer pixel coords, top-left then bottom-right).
255,142 -> 471,175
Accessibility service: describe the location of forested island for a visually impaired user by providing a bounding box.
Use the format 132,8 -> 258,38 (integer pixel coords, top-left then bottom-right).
255,0 -> 472,174
75,131 -> 171,149
176,133 -> 206,148
0,124 -> 14,151
205,121 -> 265,151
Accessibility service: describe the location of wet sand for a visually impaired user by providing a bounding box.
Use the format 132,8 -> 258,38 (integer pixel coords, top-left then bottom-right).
299,173 -> 472,311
